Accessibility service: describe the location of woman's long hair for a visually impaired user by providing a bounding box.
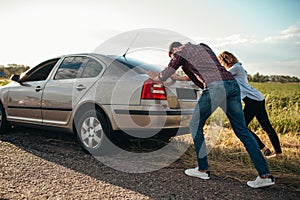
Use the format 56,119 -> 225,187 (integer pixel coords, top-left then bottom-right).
218,51 -> 239,68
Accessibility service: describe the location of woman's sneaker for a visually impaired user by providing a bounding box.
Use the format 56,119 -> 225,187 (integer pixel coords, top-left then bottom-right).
267,153 -> 283,159
184,167 -> 210,180
247,175 -> 275,188
261,147 -> 272,156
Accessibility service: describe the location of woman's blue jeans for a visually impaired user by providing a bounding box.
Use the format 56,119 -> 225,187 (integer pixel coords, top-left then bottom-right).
189,80 -> 271,176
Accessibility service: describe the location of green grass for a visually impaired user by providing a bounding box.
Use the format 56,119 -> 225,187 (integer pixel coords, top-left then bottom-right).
206,82 -> 300,135
249,82 -> 300,134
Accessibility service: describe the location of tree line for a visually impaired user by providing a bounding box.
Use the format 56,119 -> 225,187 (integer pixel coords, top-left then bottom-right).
247,72 -> 299,83
0,64 -> 299,83
0,64 -> 30,78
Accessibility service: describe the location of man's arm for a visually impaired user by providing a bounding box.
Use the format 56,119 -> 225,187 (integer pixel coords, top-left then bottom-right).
171,73 -> 190,81
148,53 -> 183,81
147,71 -> 160,81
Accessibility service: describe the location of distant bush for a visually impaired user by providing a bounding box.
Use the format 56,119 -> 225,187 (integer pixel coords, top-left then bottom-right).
248,72 -> 299,83
0,64 -> 30,79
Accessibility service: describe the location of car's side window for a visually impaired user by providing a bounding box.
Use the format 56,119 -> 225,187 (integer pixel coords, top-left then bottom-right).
54,56 -> 88,80
102,60 -> 129,79
21,58 -> 60,82
80,59 -> 103,78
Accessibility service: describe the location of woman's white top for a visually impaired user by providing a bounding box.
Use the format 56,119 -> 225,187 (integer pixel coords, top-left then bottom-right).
228,62 -> 264,101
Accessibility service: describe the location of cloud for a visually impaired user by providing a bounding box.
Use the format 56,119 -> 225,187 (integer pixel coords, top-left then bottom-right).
192,34 -> 258,48
214,34 -> 258,47
263,22 -> 300,44
206,21 -> 300,47
202,22 -> 300,77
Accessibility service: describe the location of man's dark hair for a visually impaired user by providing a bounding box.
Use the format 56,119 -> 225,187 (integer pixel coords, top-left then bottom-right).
168,42 -> 182,57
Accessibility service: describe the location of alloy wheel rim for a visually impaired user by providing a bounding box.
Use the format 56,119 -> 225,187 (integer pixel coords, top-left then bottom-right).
81,117 -> 103,149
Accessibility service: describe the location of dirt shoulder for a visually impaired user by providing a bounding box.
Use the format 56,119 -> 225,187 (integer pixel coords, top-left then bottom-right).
0,128 -> 299,200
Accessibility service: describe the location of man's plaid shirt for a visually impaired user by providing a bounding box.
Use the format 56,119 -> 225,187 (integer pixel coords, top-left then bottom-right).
158,43 -> 234,89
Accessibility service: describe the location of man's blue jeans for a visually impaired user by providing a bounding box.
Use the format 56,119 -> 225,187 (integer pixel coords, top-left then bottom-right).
189,80 -> 271,176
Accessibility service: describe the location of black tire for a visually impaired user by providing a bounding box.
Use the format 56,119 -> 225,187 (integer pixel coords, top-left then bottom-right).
74,109 -> 117,156
0,103 -> 9,134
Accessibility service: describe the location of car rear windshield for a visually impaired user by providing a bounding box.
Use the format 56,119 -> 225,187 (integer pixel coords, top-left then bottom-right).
112,56 -> 163,74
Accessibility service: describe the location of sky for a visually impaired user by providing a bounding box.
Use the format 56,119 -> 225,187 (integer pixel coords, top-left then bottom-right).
0,0 -> 300,77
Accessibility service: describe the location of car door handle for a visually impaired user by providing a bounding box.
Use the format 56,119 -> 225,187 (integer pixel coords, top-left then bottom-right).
35,86 -> 43,92
76,84 -> 86,91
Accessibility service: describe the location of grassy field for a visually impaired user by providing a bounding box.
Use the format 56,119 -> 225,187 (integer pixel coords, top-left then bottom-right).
249,82 -> 300,134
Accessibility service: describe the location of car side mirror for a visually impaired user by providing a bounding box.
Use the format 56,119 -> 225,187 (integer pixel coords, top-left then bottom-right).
10,74 -> 20,82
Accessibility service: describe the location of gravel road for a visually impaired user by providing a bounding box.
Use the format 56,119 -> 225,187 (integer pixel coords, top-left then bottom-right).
0,127 -> 299,200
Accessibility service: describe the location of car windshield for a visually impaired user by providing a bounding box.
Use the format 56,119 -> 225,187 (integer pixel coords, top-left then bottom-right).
111,56 -> 163,74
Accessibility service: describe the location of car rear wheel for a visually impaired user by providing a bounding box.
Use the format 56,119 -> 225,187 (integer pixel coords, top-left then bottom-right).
75,109 -> 115,155
0,104 -> 9,134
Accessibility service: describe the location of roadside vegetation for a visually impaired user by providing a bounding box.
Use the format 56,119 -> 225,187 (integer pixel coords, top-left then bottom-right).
0,79 -> 10,86
0,64 -> 30,79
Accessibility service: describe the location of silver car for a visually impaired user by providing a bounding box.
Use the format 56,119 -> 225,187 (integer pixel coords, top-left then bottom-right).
0,54 -> 200,154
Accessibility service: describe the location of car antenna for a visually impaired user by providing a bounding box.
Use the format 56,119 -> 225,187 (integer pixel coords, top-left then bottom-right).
123,33 -> 139,58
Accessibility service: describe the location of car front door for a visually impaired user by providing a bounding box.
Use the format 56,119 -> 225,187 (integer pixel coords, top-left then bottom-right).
6,58 -> 60,123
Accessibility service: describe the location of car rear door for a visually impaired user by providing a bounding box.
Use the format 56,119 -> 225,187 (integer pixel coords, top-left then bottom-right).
41,56 -> 104,126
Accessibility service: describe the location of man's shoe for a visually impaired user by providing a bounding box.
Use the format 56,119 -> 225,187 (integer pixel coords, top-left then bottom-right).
247,175 -> 275,188
184,167 -> 210,180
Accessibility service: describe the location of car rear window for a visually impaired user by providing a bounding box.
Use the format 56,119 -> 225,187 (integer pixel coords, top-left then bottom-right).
112,56 -> 162,74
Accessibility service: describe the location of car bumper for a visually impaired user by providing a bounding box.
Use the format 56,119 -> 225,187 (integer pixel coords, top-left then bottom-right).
108,105 -> 194,136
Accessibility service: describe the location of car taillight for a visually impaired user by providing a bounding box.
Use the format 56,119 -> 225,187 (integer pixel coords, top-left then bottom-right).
141,79 -> 167,100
